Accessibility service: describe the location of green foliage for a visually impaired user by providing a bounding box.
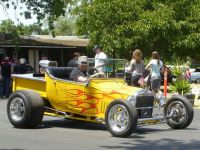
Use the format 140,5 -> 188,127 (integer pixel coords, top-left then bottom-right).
169,60 -> 191,95
169,79 -> 191,95
0,19 -> 49,54
74,0 -> 200,60
1,0 -> 200,62
0,19 -> 49,35
54,16 -> 76,36
1,0 -> 72,35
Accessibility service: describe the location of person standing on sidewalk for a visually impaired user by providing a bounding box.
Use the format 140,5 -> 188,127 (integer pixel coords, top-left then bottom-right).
145,51 -> 165,106
93,45 -> 107,72
1,57 -> 11,98
129,49 -> 145,87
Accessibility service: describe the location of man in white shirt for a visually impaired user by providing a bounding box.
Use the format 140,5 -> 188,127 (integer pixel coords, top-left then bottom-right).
93,45 -> 107,72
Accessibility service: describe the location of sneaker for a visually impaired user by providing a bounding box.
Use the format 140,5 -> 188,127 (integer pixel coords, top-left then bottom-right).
160,104 -> 165,107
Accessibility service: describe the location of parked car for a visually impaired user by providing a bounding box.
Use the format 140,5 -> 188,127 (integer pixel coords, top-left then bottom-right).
7,58 -> 193,137
191,68 -> 200,83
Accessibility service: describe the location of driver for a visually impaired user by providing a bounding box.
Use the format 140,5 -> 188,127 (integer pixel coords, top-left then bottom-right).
70,56 -> 89,82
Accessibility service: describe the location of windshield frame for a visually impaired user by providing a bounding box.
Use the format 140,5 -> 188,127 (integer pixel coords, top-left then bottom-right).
86,58 -> 127,79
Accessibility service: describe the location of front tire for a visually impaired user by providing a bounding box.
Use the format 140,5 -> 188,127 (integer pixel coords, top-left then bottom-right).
7,90 -> 44,128
164,95 -> 193,129
105,99 -> 138,137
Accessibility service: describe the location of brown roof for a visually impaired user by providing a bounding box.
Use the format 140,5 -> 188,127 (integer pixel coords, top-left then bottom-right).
0,35 -> 89,47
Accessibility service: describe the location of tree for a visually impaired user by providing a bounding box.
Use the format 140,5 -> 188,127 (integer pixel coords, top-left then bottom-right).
1,0 -> 200,62
0,19 -> 50,56
1,0 -> 73,36
74,0 -> 200,61
54,16 -> 76,36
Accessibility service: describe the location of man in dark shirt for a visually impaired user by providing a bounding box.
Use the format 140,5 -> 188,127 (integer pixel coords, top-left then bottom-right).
67,52 -> 81,67
1,57 -> 11,97
70,56 -> 88,82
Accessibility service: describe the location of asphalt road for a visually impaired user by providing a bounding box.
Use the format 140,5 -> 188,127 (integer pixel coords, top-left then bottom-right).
0,98 -> 200,150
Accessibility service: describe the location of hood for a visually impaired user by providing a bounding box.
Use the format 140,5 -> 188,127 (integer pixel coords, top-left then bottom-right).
89,79 -> 141,99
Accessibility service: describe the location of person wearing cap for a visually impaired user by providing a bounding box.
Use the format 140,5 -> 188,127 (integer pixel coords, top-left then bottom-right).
70,56 -> 89,82
67,51 -> 81,67
93,45 -> 107,72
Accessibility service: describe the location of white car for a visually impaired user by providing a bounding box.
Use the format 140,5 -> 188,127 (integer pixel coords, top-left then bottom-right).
191,68 -> 200,83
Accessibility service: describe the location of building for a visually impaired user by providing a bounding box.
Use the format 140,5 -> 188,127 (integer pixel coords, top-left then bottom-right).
0,34 -> 89,72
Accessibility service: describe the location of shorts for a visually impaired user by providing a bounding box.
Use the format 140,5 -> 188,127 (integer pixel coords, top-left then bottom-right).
131,74 -> 141,87
151,78 -> 161,90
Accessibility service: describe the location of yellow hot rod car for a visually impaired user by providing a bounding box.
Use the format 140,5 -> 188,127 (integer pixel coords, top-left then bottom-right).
7,59 -> 193,137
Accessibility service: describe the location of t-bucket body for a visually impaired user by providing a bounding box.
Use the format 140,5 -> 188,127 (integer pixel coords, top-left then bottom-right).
11,58 -> 152,121
8,58 -> 193,137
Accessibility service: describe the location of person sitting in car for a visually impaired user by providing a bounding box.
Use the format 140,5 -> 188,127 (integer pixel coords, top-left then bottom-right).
70,56 -> 89,82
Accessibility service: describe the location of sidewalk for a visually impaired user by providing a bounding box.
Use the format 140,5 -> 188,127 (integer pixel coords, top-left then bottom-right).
161,85 -> 200,108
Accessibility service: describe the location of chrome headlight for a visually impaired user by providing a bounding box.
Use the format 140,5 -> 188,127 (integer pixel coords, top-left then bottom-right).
127,95 -> 136,102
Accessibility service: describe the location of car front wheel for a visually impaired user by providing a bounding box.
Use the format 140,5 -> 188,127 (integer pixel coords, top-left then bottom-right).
105,99 -> 138,137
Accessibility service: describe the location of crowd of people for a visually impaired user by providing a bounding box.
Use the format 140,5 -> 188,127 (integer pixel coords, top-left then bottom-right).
69,45 -> 107,82
67,46 -> 166,106
1,45 -> 190,107
0,57 -> 33,98
128,49 -> 165,106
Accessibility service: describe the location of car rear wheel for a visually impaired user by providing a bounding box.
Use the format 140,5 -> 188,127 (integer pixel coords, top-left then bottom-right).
105,99 -> 138,137
164,95 -> 193,129
7,90 -> 44,128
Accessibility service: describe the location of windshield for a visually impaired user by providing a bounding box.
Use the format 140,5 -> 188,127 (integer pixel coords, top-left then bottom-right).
87,58 -> 128,78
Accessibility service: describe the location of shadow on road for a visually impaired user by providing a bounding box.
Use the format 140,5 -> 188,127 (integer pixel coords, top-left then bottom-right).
0,149 -> 24,150
39,119 -> 106,131
38,119 -> 172,140
100,138 -> 200,150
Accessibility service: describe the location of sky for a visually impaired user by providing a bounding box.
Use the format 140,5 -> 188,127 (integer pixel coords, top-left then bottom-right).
0,3 -> 37,25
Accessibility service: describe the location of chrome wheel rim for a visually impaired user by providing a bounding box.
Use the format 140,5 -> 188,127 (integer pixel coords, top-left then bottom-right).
108,104 -> 130,132
10,97 -> 25,122
166,101 -> 187,125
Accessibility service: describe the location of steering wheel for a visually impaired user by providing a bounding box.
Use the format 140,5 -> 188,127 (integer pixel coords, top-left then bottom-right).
89,72 -> 106,78
88,67 -> 99,75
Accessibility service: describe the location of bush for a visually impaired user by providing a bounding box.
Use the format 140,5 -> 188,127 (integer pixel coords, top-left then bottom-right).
169,62 -> 191,95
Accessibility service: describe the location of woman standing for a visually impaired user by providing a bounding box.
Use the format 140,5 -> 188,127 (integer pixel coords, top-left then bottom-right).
130,49 -> 145,87
145,51 -> 165,106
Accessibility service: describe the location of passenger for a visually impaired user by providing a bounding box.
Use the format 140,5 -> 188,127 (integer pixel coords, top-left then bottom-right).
67,51 -> 81,67
93,45 -> 107,72
129,49 -> 145,87
69,56 -> 89,82
145,51 -> 165,106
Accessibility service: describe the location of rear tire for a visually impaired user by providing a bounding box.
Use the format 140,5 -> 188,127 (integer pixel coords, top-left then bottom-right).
164,95 -> 193,129
7,90 -> 44,128
105,99 -> 138,137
